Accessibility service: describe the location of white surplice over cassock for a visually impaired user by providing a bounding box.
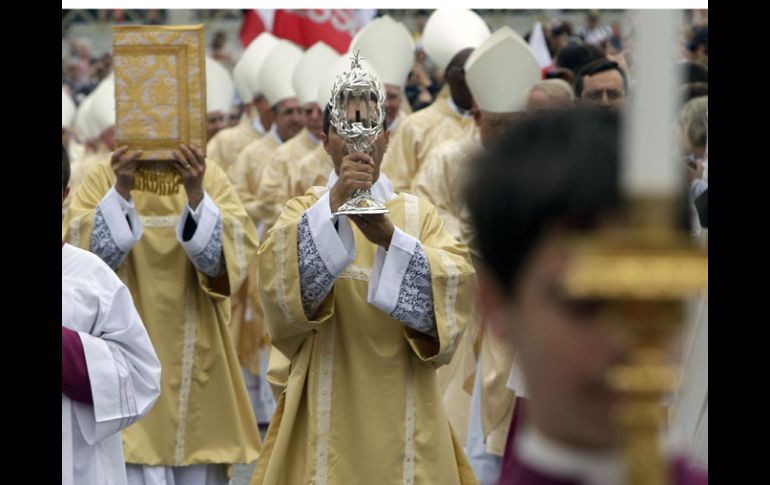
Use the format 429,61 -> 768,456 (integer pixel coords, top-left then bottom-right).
62,243 -> 161,485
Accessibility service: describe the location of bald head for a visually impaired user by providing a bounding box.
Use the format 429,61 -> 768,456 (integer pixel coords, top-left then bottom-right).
527,79 -> 575,112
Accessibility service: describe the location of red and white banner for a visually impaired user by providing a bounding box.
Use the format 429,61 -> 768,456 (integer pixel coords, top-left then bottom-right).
239,10 -> 275,48
272,9 -> 356,54
241,9 -> 363,54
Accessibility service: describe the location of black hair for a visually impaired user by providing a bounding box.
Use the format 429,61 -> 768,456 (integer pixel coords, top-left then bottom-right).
575,59 -> 628,98
555,43 -> 604,75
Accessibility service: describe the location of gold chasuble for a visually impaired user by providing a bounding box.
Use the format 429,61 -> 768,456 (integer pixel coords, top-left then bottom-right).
254,186 -> 479,485
64,25 -> 262,465
63,159 -> 262,466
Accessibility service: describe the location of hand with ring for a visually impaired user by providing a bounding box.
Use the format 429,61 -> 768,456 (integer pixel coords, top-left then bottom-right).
172,144 -> 206,210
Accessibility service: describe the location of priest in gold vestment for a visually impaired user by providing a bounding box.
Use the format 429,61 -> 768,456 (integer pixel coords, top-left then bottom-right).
63,142 -> 262,484
254,66 -> 478,485
63,28 -> 262,480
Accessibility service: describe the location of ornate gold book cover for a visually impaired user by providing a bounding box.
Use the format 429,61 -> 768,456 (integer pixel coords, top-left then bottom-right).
113,25 -> 206,162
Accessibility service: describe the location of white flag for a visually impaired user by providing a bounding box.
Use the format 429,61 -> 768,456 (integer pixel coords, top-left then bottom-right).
529,21 -> 552,70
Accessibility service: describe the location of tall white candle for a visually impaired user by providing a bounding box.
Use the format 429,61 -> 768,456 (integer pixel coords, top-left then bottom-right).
622,10 -> 683,197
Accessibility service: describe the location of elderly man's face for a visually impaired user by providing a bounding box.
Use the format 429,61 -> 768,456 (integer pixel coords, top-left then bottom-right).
206,111 -> 227,140
302,102 -> 324,140
580,70 -> 626,112
274,98 -> 303,142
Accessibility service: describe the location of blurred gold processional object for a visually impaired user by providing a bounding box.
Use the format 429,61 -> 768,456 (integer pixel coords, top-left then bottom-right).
562,10 -> 708,485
